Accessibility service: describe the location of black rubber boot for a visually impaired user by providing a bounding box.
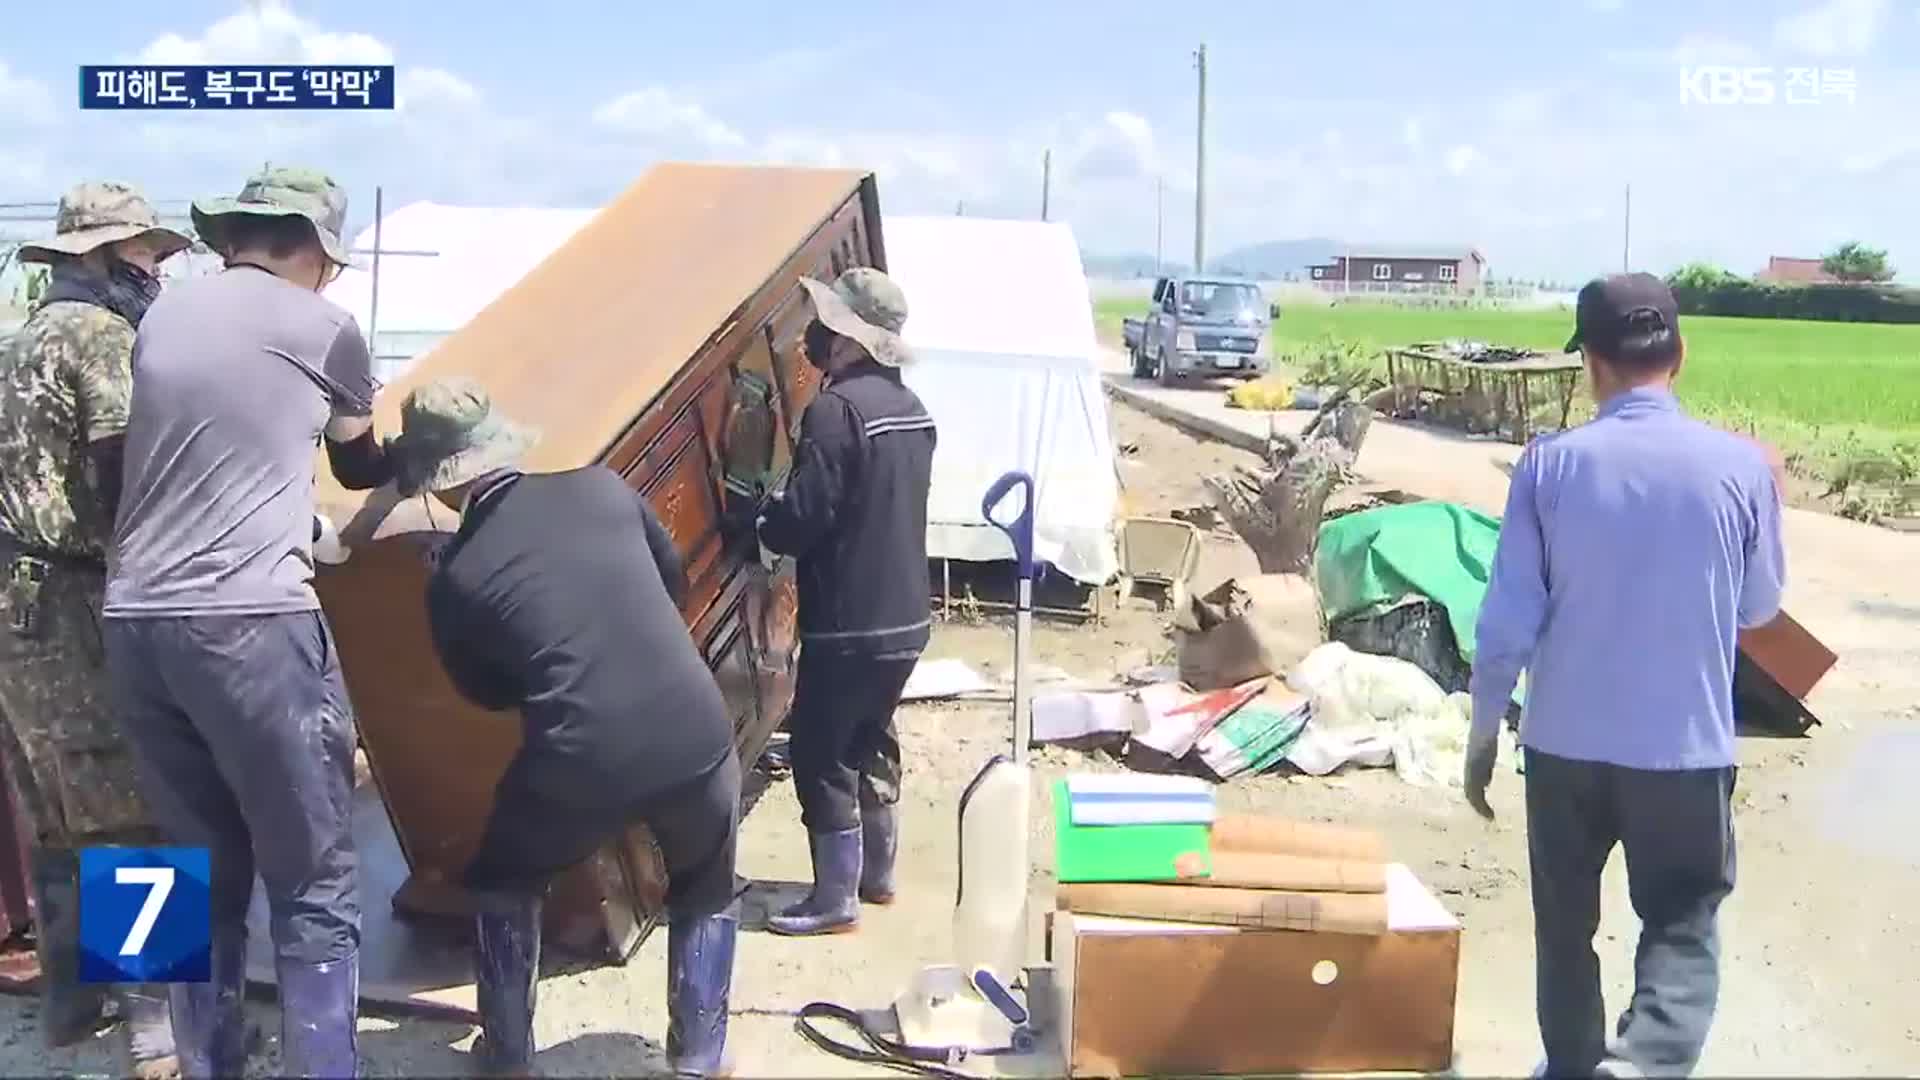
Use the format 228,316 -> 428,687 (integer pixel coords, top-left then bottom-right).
857,794 -> 898,906
274,951 -> 359,1079
666,905 -> 738,1078
119,983 -> 181,1079
27,847 -> 110,1047
472,894 -> 542,1076
169,925 -> 250,1078
766,828 -> 862,937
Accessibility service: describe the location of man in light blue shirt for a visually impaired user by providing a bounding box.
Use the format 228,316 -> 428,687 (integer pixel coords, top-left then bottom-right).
1465,273 -> 1786,1078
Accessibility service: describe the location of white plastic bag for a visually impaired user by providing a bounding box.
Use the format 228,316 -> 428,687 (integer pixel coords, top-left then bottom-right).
1284,643 -> 1469,785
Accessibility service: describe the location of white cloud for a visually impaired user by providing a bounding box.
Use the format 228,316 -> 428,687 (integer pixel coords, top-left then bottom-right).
397,68 -> 480,111
1587,0 -> 1625,10
1401,117 -> 1424,151
137,0 -> 392,65
1065,111 -> 1160,183
0,61 -> 54,128
1444,145 -> 1481,176
1773,0 -> 1888,57
1665,34 -> 1764,65
592,88 -> 747,150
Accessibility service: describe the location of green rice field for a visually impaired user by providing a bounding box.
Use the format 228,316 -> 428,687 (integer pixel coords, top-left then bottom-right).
1095,297 -> 1920,507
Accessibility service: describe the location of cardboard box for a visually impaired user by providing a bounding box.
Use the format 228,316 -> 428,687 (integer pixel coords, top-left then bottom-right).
1050,863 -> 1459,1077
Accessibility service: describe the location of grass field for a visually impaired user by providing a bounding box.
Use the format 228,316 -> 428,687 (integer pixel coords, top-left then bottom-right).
1095,297 -> 1920,515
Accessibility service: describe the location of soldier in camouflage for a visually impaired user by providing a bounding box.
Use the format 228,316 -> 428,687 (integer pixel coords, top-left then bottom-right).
0,181 -> 189,1078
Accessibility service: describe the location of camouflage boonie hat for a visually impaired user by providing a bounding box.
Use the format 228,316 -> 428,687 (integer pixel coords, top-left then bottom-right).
389,377 -> 541,498
190,165 -> 352,266
799,267 -> 914,367
16,181 -> 191,264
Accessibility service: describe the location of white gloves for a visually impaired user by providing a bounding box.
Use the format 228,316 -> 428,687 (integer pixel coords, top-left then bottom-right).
313,513 -> 352,565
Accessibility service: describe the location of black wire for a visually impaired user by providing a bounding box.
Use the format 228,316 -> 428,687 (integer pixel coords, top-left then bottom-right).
793,1001 -> 983,1080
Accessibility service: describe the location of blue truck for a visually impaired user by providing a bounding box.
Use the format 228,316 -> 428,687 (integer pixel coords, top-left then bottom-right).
1121,274 -> 1278,387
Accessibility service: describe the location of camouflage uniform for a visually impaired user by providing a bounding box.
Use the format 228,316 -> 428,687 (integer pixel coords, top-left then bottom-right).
0,181 -> 187,1074
0,206 -> 159,850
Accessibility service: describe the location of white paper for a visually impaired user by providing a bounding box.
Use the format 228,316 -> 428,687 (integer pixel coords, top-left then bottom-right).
1132,683 -> 1232,759
1031,689 -> 1145,743
899,657 -> 996,702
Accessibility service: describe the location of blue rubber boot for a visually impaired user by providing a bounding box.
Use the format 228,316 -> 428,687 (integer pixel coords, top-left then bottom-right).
666,905 -> 738,1077
274,951 -> 359,1079
766,828 -> 862,936
168,925 -> 250,1078
857,795 -> 898,906
472,894 -> 542,1075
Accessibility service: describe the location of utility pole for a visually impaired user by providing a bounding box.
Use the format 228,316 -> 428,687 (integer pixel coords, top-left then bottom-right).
1041,149 -> 1052,222
1622,183 -> 1632,272
1193,43 -> 1208,274
1155,176 -> 1164,275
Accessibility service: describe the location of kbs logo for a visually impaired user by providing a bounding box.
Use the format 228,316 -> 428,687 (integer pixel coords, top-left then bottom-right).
77,847 -> 212,983
1679,66 -> 1857,106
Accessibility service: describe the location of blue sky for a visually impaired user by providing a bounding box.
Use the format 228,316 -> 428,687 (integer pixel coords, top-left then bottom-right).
3,0 -> 1917,280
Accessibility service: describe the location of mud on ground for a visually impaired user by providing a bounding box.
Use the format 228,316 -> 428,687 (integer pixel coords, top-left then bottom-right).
2,401 -> 1915,1076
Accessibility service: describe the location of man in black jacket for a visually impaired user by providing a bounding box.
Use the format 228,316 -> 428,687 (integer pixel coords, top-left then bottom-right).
755,268 -> 937,937
390,377 -> 741,1078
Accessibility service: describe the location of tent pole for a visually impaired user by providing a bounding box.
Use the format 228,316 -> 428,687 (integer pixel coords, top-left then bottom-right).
369,185 -> 383,354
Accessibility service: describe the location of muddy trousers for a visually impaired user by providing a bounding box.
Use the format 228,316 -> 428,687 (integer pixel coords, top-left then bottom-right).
0,544 -> 177,1068
467,751 -> 743,1076
787,651 -> 914,833
105,613 -> 361,1080
1524,749 -> 1737,1078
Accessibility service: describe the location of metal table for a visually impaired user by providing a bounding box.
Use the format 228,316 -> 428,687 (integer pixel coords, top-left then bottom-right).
1385,344 -> 1584,445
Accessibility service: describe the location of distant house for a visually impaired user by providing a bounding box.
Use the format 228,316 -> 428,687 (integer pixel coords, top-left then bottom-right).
1755,256 -> 1839,285
1307,244 -> 1487,292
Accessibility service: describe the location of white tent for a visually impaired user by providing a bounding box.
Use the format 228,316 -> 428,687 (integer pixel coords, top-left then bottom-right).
324,202 -> 596,382
884,215 -> 1118,585
323,202 -> 1117,584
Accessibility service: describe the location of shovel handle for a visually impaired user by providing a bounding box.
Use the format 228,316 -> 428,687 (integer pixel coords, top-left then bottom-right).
982,471 -> 1036,582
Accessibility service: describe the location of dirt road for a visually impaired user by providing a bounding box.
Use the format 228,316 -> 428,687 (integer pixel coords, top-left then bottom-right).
3,397 -> 1915,1077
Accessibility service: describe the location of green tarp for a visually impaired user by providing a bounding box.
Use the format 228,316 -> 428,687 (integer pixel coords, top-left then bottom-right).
1314,502 -> 1503,661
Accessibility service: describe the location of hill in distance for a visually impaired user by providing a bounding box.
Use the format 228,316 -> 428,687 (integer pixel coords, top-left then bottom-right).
1084,237 -> 1338,280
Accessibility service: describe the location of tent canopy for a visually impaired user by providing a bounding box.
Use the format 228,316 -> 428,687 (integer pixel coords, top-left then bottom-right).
884,215 -> 1118,584
323,203 -> 1118,584
325,202 -> 597,379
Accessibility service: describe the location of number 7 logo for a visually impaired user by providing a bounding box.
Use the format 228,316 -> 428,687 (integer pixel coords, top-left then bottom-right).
80,846 -> 210,984
115,866 -> 176,956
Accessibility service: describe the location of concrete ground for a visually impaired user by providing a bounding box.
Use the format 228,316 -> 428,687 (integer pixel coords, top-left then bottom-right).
3,367 -> 1917,1076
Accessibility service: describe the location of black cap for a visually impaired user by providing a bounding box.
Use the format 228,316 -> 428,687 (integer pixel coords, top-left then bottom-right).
1565,272 -> 1680,354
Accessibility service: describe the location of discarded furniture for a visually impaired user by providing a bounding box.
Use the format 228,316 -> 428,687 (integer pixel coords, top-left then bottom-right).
1385,342 -> 1583,445
1050,864 -> 1459,1077
1736,610 -> 1838,736
312,163 -> 886,969
1115,516 -> 1202,611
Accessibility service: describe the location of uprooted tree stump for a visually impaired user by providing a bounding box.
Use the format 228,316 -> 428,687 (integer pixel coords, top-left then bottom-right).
1203,388 -> 1373,575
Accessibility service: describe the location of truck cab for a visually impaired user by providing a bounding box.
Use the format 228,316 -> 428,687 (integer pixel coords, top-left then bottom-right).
1130,275 -> 1278,386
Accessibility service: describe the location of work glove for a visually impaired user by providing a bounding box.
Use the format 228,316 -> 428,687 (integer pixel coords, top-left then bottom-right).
1463,727 -> 1499,821
313,513 -> 352,566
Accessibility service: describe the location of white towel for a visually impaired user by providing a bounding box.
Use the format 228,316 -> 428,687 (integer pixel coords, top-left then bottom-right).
1065,774 -> 1215,826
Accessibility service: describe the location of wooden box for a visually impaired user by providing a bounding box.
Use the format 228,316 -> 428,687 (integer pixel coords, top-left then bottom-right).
311,163 -> 887,960
1049,864 -> 1460,1077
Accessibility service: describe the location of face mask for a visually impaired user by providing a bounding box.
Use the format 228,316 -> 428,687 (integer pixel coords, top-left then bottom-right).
803,319 -> 838,373
108,259 -> 163,308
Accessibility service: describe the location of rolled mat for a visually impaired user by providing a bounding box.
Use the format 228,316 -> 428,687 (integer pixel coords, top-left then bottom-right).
1059,882 -> 1389,935
1211,814 -> 1388,862
1186,850 -> 1386,893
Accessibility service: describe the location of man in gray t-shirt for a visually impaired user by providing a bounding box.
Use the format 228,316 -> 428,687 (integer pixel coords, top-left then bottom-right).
102,167 -> 395,1080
